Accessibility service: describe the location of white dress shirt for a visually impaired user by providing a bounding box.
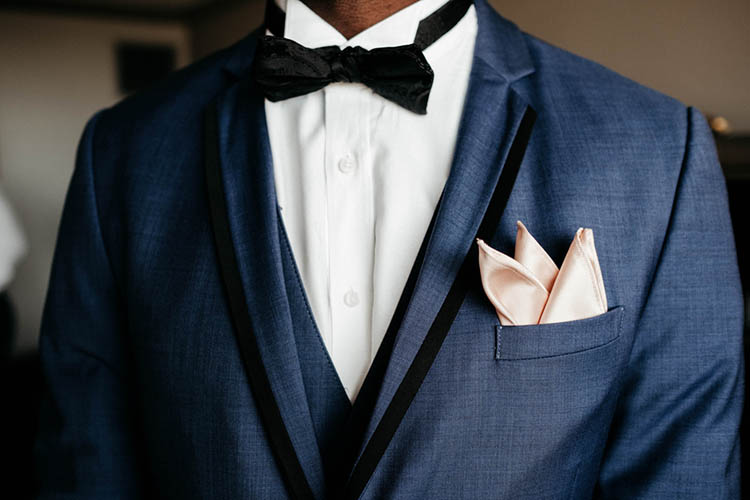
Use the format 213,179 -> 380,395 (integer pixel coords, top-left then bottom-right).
265,0 -> 477,401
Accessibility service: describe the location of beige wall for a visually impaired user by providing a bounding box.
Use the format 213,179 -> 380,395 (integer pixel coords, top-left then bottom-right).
191,0 -> 265,60
0,11 -> 190,353
192,0 -> 750,132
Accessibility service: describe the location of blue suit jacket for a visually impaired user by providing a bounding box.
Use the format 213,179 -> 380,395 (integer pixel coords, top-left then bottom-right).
36,1 -> 743,498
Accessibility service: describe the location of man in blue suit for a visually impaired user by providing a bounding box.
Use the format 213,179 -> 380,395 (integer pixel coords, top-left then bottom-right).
35,0 -> 743,498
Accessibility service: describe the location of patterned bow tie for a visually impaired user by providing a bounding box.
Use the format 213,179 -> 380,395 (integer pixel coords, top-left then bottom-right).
252,37 -> 434,114
251,0 -> 473,115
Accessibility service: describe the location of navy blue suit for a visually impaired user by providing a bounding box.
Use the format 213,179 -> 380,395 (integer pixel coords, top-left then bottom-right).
36,1 -> 743,498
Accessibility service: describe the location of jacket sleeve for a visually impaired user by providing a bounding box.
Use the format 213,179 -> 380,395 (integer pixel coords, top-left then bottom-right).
595,107 -> 744,498
35,111 -> 145,498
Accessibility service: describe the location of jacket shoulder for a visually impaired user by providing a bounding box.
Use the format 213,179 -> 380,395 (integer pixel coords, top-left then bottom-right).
518,33 -> 698,184
523,33 -> 686,121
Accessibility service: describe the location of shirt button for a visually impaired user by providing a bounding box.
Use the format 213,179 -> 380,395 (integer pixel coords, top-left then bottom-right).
338,155 -> 356,174
343,289 -> 359,307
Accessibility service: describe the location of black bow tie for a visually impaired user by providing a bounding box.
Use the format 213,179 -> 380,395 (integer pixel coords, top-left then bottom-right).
251,0 -> 473,115
252,37 -> 433,114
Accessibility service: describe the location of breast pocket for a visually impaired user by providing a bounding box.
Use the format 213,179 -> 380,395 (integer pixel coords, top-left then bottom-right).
494,306 -> 625,361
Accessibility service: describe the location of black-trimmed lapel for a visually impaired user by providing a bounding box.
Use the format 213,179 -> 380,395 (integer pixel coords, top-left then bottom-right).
206,33 -> 325,500
341,0 -> 538,496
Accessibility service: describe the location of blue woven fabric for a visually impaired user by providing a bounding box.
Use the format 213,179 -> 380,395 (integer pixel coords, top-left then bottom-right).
278,209 -> 352,492
36,0 -> 743,498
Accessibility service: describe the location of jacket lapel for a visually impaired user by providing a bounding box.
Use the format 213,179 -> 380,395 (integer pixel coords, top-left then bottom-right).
206,34 -> 325,500
342,1 -> 537,496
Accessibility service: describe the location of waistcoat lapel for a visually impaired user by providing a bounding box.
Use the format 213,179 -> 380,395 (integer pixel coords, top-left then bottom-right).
277,212 -> 352,491
340,1 -> 538,497
205,37 -> 325,499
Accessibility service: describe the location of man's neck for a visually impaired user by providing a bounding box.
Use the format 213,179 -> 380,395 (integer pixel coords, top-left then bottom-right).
301,0 -> 420,39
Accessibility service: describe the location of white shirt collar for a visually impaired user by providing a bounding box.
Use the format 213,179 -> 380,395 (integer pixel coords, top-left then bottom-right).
276,0 -> 454,50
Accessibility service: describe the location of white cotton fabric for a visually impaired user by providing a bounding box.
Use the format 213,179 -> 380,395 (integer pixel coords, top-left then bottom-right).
265,0 -> 477,401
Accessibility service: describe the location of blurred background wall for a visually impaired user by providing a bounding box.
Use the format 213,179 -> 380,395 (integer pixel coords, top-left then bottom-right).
1,0 -> 748,356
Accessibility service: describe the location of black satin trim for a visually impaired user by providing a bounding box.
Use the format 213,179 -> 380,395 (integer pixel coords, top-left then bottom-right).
340,106 -> 537,500
265,0 -> 285,37
204,100 -> 315,500
414,0 -> 473,50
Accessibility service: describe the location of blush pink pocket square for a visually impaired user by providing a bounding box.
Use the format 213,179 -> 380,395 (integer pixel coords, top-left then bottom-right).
476,222 -> 607,325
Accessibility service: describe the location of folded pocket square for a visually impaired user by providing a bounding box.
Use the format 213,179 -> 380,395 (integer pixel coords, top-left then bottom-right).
477,221 -> 607,325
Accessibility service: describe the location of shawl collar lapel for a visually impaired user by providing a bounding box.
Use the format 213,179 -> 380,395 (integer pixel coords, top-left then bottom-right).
206,33 -> 324,500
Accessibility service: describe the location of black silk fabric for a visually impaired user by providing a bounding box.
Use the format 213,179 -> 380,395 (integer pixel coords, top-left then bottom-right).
251,35 -> 435,114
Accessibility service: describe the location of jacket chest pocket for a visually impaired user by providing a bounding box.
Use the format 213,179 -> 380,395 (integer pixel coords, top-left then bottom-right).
480,306 -> 628,490
486,305 -> 629,442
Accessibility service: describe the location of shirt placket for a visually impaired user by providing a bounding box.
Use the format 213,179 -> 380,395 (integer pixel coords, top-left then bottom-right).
323,83 -> 375,400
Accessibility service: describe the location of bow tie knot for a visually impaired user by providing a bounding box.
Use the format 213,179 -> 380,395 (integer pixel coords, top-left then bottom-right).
325,46 -> 366,83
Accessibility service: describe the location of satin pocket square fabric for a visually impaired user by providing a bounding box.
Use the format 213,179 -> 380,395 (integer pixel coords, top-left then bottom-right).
477,222 -> 607,325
